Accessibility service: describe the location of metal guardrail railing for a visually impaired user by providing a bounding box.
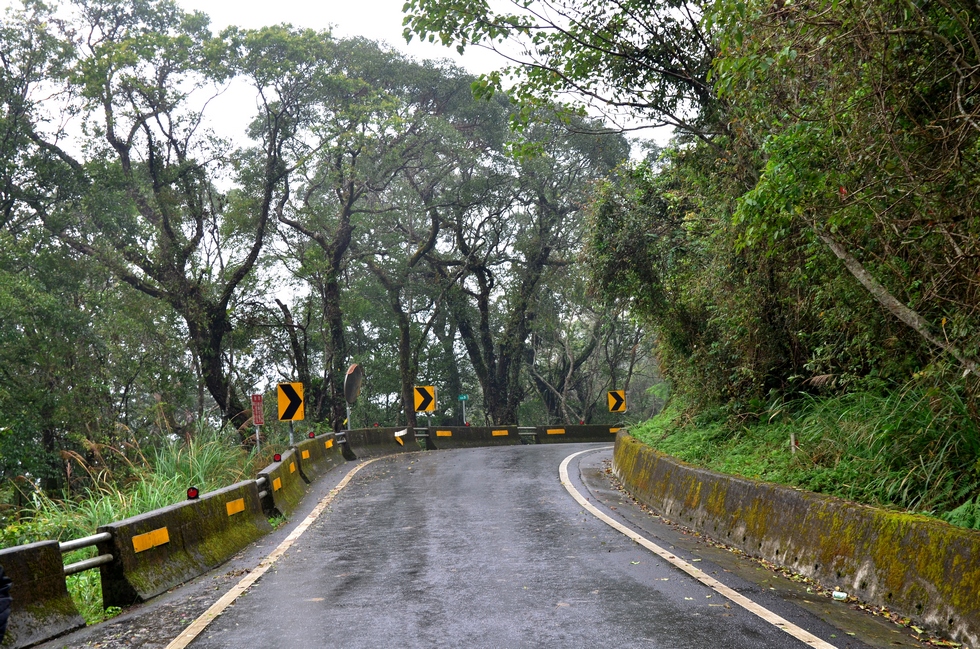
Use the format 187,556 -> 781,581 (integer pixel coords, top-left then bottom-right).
256,476 -> 269,500
60,532 -> 114,577
517,427 -> 537,442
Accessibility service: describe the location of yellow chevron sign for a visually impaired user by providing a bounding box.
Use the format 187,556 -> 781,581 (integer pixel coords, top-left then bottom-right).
608,390 -> 627,413
414,386 -> 436,412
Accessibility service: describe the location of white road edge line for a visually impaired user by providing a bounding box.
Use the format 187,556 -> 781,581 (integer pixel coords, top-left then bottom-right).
559,448 -> 838,649
165,457 -> 381,649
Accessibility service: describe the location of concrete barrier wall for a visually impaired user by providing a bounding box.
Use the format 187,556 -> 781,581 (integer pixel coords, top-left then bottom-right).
428,426 -> 520,449
612,432 -> 980,647
534,424 -> 622,444
257,448 -> 307,517
97,480 -> 272,608
0,540 -> 85,648
294,433 -> 344,483
344,427 -> 420,459
317,432 -> 346,471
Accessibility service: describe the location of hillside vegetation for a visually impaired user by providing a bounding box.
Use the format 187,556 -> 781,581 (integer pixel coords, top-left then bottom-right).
407,0 -> 980,523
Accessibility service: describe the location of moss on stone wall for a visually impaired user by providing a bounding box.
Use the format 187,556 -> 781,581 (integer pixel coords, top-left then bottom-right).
612,432 -> 980,647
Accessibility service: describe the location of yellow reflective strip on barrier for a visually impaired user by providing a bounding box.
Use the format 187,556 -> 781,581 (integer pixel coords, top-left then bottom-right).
610,428 -> 620,433
547,429 -> 566,435
395,436 -> 404,446
302,450 -> 310,460
133,527 -> 170,553
226,498 -> 246,516
273,477 -> 282,491
436,430 -> 452,437
324,439 -> 334,449
492,430 -> 509,436
289,462 -> 296,473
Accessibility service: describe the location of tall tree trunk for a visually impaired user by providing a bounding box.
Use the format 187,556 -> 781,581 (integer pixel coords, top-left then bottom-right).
184,306 -> 250,434
817,230 -> 978,374
323,276 -> 349,431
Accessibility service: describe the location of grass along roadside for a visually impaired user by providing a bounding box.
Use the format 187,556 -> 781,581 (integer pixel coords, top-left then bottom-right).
630,382 -> 980,529
1,426 -> 284,624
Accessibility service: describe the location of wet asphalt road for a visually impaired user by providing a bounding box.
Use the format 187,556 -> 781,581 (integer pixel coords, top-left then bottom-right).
184,444 -> 871,649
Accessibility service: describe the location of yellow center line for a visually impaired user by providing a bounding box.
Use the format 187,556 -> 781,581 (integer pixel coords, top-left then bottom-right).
559,448 -> 838,649
165,458 -> 380,649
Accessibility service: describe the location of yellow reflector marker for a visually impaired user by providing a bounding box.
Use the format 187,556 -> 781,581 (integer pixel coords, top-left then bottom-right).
610,428 -> 620,434
272,477 -> 282,492
324,439 -> 334,449
226,498 -> 246,516
436,430 -> 452,437
492,430 -> 508,436
133,527 -> 170,553
301,450 -> 310,460
547,429 -> 566,435
289,462 -> 296,473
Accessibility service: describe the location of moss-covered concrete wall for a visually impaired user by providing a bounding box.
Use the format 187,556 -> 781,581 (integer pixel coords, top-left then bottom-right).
257,448 -> 307,518
97,480 -> 272,608
428,426 -> 520,449
345,427 -> 421,458
533,424 -> 623,444
294,433 -> 346,483
0,540 -> 84,648
613,432 -> 980,647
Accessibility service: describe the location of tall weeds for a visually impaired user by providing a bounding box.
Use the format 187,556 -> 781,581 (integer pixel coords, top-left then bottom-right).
2,426 -> 264,547
634,372 -> 980,528
1,424 -> 273,623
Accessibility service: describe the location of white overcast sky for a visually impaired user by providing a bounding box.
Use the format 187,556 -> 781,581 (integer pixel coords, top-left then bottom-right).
0,0 -> 506,71
189,0 -> 506,75
1,0 -> 667,145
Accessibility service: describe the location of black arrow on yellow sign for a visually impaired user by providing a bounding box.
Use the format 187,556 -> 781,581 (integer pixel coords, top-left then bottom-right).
278,382 -> 304,421
608,390 -> 627,413
414,386 -> 435,412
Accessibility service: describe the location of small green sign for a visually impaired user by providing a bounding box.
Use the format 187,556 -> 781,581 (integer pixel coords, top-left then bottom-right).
458,394 -> 469,401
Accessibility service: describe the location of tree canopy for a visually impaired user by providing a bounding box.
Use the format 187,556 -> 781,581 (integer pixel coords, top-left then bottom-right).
0,0 -> 649,498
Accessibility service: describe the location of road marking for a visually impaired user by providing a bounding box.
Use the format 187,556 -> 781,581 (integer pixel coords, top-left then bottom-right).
559,449 -> 838,649
165,458 -> 380,649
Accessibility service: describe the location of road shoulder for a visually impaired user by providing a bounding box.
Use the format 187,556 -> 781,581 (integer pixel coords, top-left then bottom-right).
573,447 -> 930,649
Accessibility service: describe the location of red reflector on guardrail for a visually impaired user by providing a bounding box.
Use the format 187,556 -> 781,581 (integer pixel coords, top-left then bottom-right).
273,453 -> 282,462
308,431 -> 315,438
187,487 -> 199,500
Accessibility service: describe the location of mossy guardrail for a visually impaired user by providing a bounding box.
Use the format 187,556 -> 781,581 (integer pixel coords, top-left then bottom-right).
343,426 -> 423,458
611,431 -> 980,648
257,447 -> 308,519
427,426 -> 520,449
0,541 -> 85,649
533,424 -> 623,444
97,479 -> 272,607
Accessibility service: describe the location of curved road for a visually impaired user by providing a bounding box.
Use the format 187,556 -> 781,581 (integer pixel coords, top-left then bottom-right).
173,444 -> 880,649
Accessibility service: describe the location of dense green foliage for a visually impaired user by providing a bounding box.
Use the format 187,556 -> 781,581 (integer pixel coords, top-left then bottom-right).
601,0 -> 980,520
633,383 -> 980,528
